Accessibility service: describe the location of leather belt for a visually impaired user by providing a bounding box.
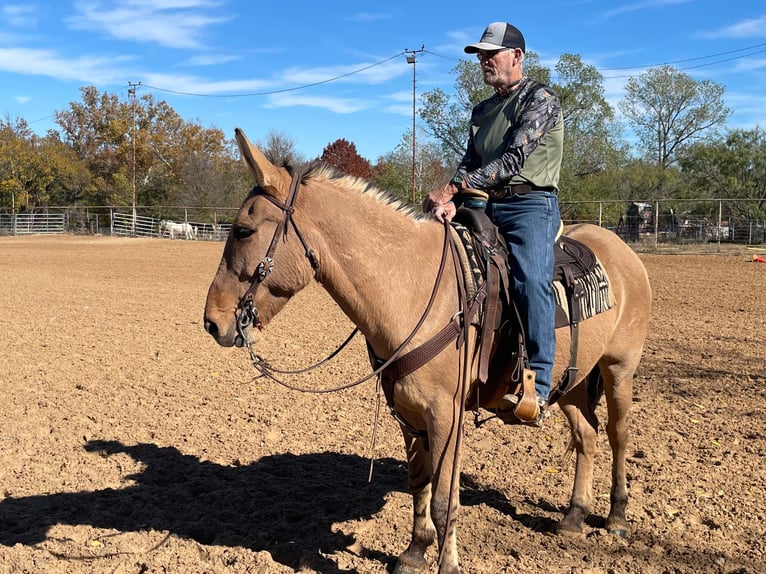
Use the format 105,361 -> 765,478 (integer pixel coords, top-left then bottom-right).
489,183 -> 551,199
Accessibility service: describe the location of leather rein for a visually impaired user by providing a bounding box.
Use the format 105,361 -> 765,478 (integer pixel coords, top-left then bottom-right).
234,172 -> 469,395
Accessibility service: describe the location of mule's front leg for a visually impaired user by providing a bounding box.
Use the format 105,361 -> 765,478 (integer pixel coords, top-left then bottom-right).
393,432 -> 436,574
427,411 -> 463,574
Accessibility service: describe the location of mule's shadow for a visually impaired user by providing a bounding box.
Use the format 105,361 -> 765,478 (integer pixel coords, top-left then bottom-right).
0,440 -> 409,573
0,439 -> 558,572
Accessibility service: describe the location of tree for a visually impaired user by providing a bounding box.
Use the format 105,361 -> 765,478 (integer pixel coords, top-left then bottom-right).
257,129 -> 307,169
319,139 -> 372,178
55,86 -> 241,208
619,65 -> 731,171
680,127 -> 766,218
371,130 -> 450,204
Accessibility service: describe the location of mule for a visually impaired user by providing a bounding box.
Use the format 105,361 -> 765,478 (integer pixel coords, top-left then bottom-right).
203,129 -> 652,574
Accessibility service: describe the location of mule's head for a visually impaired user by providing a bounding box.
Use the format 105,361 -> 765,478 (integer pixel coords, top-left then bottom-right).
203,129 -> 316,347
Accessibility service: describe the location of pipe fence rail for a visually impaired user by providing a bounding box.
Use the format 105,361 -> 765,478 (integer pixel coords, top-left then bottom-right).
1,200 -> 764,248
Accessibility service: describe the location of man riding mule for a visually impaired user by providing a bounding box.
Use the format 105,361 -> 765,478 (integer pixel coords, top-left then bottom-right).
204,123 -> 651,572
423,22 -> 563,426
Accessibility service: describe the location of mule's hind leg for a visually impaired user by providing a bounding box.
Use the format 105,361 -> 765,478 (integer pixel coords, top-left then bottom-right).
602,362 -> 635,537
393,430 -> 436,574
557,376 -> 599,535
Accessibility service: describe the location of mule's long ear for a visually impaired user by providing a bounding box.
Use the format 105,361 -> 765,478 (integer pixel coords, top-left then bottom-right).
235,128 -> 283,189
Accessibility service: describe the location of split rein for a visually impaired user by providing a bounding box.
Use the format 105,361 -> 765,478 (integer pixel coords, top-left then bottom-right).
234,172 -> 459,395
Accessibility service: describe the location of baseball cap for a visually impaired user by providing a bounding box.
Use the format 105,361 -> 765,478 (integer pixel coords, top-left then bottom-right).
464,22 -> 525,54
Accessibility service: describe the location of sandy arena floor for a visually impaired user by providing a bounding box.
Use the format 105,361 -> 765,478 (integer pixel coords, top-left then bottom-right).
0,235 -> 764,573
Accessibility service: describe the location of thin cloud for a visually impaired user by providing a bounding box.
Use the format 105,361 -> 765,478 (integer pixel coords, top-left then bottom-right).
0,47 -> 133,83
3,4 -> 38,27
67,0 -> 229,50
703,16 -> 766,39
264,92 -> 368,114
141,72 -> 278,95
280,58 -> 406,87
731,55 -> 766,72
349,12 -> 390,23
603,0 -> 691,19
183,53 -> 240,66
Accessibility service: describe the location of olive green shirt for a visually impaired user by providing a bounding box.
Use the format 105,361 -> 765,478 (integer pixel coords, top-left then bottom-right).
456,77 -> 563,194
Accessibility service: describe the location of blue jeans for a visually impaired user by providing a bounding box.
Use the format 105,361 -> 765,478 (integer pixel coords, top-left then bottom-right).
489,192 -> 560,399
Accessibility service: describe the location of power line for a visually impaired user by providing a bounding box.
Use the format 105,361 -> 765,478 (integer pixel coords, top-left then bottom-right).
425,41 -> 766,78
598,42 -> 766,71
141,52 -> 405,98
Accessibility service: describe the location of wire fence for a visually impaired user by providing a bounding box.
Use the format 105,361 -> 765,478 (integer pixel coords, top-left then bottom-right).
1,199 -> 764,249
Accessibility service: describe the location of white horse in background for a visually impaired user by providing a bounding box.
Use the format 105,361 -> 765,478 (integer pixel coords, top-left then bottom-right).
159,219 -> 197,240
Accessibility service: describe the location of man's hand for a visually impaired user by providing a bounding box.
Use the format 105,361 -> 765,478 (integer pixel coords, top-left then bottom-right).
423,182 -> 458,221
431,201 -> 456,222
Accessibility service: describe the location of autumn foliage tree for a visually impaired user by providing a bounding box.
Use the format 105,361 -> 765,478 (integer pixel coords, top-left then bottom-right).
319,138 -> 372,179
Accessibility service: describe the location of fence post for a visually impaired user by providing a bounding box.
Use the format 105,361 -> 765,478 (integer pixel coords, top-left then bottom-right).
654,201 -> 659,246
718,200 -> 723,247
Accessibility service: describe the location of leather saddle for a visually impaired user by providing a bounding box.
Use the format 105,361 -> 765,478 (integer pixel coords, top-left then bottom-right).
452,207 -> 604,417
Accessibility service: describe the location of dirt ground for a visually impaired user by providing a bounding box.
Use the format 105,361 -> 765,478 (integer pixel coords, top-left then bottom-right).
0,235 -> 764,574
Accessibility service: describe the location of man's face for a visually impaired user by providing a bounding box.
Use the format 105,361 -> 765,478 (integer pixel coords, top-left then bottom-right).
477,48 -> 522,88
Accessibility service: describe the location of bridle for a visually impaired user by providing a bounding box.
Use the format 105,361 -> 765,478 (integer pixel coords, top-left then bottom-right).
235,172 -> 318,345
231,171 -> 471,399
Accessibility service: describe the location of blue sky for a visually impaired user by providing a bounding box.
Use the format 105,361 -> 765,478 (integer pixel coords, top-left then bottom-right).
1,1 -> 765,161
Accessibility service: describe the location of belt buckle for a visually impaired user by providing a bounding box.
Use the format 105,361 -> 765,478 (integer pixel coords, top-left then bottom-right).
489,187 -> 507,199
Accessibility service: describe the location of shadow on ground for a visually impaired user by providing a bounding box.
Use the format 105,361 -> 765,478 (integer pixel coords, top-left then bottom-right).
0,440 -> 412,573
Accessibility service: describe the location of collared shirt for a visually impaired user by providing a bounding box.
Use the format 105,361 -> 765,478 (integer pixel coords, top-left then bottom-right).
455,77 -> 563,194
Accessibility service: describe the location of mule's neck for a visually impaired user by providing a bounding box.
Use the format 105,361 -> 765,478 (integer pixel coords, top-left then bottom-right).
302,185 -> 457,357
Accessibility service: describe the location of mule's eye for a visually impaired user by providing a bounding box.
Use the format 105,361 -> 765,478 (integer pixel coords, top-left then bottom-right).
233,225 -> 254,240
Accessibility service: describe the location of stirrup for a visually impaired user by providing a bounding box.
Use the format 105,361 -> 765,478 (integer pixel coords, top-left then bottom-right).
496,369 -> 541,425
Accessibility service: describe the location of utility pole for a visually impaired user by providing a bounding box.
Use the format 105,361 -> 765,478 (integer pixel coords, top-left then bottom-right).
405,47 -> 425,204
128,81 -> 141,235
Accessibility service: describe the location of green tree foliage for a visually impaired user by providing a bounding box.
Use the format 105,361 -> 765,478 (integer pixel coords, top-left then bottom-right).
54,86 -> 240,209
0,116 -> 92,211
319,138 -> 372,178
680,127 -> 766,218
619,65 -> 731,170
371,130 -> 450,204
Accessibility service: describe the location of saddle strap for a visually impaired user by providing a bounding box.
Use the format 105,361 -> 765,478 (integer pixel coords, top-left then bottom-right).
478,257 -> 502,383
476,249 -> 513,384
547,266 -> 583,407
382,318 -> 462,381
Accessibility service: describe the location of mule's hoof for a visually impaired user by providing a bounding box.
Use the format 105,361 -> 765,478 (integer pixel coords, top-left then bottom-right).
608,527 -> 628,539
556,518 -> 585,536
392,561 -> 428,574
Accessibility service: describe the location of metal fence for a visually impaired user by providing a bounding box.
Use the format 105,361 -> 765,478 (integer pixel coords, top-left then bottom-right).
0,212 -> 67,235
1,200 -> 764,247
559,198 -> 766,247
1,207 -> 234,241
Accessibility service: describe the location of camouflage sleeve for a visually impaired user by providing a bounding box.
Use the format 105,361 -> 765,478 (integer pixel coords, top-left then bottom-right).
455,85 -> 562,191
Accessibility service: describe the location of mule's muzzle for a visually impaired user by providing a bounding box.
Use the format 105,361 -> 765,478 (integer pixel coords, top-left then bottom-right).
203,316 -> 239,347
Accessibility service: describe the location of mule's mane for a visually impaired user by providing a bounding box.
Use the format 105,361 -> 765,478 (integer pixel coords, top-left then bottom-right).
304,163 -> 427,221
